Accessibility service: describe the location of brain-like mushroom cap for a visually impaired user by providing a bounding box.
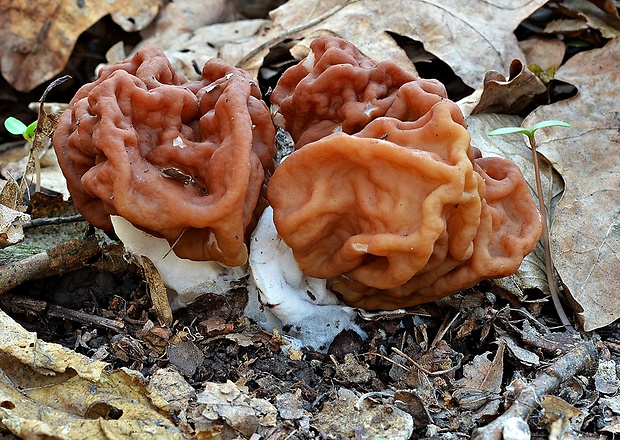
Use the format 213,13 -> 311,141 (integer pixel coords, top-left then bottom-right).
270,36 -> 447,148
53,46 -> 275,267
267,36 -> 542,309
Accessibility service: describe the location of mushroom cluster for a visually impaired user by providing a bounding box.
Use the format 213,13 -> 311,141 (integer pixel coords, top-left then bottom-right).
53,38 -> 542,316
267,36 -> 543,309
53,46 -> 275,267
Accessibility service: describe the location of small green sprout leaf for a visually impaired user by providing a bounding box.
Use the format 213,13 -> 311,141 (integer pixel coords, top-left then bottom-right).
4,116 -> 28,136
23,120 -> 38,141
528,120 -> 571,132
488,120 -> 571,138
4,117 -> 38,144
487,126 -> 531,136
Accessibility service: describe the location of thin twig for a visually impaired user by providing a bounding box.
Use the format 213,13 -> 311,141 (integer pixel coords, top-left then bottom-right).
47,304 -> 124,333
354,391 -> 395,410
22,214 -> 85,229
472,339 -> 598,440
431,310 -> 461,347
162,227 -> 188,259
370,351 -> 411,372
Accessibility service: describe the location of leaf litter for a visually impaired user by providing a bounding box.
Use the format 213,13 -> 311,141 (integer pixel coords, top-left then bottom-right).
1,0 -> 620,439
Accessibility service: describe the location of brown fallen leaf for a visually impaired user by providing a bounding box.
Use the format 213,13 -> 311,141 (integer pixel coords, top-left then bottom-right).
594,359 -> 620,395
459,59 -> 547,117
166,339 -> 204,377
312,389 -> 413,439
0,204 -> 29,249
194,380 -> 278,438
0,310 -> 184,439
0,175 -> 29,249
454,344 -> 504,417
519,36 -> 566,73
523,37 -> 620,331
540,395 -> 585,439
0,0 -> 163,92
588,0 -> 620,19
142,255 -> 173,327
137,19 -> 269,81
222,0 -> 548,87
549,0 -> 620,38
139,0 -> 239,41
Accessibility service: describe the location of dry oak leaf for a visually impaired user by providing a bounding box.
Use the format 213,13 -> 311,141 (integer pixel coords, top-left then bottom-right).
0,310 -> 183,439
0,0 -> 163,92
550,0 -> 620,38
458,59 -> 547,117
228,0 -> 548,87
523,37 -> 620,331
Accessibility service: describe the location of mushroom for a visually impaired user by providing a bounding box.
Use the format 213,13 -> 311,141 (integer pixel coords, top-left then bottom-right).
267,36 -> 542,309
53,46 -> 275,267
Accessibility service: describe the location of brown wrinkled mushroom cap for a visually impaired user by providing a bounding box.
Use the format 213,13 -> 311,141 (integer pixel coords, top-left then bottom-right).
270,36 -> 447,148
267,36 -> 542,309
53,46 -> 275,266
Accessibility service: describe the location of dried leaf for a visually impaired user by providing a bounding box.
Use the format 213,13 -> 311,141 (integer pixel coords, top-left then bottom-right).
0,310 -> 183,439
275,390 -> 307,420
540,395 -> 585,438
457,344 -> 505,394
587,0 -> 620,19
523,37 -> 620,331
459,59 -> 547,116
166,339 -> 204,377
146,367 -> 195,419
194,380 -> 278,438
0,204 -> 29,249
600,396 -> 620,414
594,359 -> 620,394
454,344 -> 505,417
221,0 -> 547,86
498,335 -> 540,367
0,177 -> 23,212
137,19 -> 268,80
519,37 -> 566,72
552,0 -> 620,38
0,0 -> 163,92
312,391 -> 413,440
142,255 -> 173,327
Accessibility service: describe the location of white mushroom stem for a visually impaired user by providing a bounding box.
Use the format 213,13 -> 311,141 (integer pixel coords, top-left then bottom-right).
111,215 -> 246,310
245,207 -> 365,352
111,210 -> 366,352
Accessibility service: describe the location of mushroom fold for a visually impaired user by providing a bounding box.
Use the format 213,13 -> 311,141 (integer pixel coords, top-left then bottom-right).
53,46 -> 275,266
267,36 -> 542,309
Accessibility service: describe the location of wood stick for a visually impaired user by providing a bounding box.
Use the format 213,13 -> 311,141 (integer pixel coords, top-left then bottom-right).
472,339 -> 598,440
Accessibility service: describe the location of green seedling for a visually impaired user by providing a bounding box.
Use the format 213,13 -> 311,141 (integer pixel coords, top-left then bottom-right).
489,120 -> 572,330
2,75 -> 71,197
4,116 -> 41,193
5,117 -> 37,143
